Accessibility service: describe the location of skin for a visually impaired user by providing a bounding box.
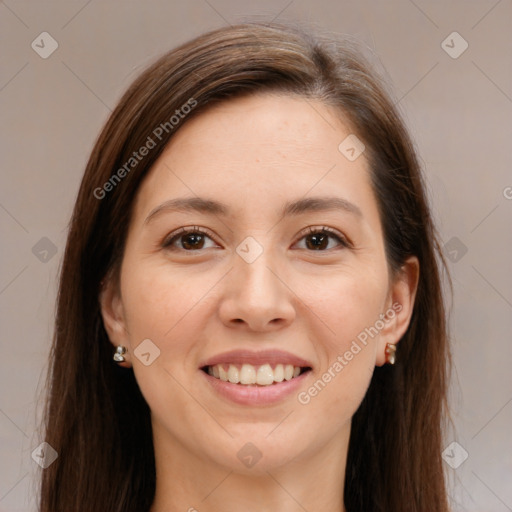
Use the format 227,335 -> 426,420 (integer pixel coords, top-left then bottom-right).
100,93 -> 419,512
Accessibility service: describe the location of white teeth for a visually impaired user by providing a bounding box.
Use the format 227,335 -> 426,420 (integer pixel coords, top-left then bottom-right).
239,364 -> 256,385
256,364 -> 274,385
207,362 -> 305,385
218,365 -> 229,382
227,364 -> 240,384
274,364 -> 284,382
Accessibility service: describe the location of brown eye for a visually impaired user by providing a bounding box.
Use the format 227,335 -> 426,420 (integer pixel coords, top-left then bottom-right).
305,232 -> 330,250
163,227 -> 218,251
181,232 -> 206,250
295,227 -> 349,251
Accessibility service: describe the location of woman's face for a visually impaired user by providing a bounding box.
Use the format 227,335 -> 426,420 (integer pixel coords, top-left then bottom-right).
101,93 -> 417,474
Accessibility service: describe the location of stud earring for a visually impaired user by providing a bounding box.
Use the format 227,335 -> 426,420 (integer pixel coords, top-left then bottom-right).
113,345 -> 127,363
385,343 -> 397,365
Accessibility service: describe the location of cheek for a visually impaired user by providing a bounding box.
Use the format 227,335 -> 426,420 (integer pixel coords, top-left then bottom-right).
294,268 -> 386,409
299,264 -> 388,351
120,259 -> 214,343
118,260 -> 212,424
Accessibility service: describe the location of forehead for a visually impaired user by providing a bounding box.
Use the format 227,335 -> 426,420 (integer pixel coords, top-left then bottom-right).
167,93 -> 354,164
132,93 -> 376,222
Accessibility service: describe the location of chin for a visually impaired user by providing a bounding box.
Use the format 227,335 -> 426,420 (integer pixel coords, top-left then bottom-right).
203,431 -> 307,475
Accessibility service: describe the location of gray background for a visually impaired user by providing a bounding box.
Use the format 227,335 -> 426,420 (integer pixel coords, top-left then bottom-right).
1,1 -> 511,511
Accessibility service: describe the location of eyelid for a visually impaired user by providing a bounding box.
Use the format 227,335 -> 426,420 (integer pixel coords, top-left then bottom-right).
294,225 -> 352,248
162,225 -> 351,251
162,225 -> 220,248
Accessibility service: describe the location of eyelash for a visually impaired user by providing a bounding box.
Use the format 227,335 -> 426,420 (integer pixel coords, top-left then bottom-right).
162,225 -> 350,252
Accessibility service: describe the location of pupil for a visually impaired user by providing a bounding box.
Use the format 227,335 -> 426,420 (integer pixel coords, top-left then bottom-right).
183,233 -> 204,249
307,233 -> 327,250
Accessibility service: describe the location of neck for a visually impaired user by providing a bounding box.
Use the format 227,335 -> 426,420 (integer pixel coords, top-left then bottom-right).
149,420 -> 349,512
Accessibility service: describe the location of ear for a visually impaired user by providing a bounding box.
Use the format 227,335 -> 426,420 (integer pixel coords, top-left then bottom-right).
375,256 -> 419,366
99,276 -> 132,368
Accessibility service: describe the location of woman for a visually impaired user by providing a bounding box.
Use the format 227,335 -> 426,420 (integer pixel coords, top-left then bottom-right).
38,22 -> 451,512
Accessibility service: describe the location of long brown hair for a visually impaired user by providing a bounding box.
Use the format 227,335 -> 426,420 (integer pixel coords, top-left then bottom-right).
38,22 -> 451,511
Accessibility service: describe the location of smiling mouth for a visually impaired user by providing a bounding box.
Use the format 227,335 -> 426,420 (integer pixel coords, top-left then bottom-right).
201,363 -> 312,386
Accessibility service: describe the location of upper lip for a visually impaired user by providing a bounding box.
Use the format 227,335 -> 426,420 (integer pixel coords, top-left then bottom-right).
199,349 -> 313,369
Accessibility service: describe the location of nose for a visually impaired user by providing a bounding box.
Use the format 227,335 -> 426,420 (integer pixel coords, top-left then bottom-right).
217,249 -> 296,332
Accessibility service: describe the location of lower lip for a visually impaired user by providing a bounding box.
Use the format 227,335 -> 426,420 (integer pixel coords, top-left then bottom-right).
200,369 -> 311,406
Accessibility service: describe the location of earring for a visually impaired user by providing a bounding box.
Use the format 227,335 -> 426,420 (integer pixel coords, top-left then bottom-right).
385,343 -> 397,365
113,345 -> 127,363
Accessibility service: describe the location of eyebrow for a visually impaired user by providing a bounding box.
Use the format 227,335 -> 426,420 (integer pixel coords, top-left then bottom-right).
144,195 -> 362,225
